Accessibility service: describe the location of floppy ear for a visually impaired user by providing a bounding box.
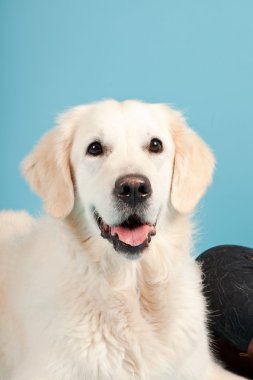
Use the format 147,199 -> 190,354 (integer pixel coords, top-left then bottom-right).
22,106 -> 85,218
170,110 -> 215,214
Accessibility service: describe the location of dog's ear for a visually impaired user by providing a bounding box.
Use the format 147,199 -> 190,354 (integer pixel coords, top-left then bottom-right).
169,110 -> 215,214
22,106 -> 86,218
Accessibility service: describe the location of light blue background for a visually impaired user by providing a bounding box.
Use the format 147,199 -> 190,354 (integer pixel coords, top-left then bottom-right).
1,0 -> 253,255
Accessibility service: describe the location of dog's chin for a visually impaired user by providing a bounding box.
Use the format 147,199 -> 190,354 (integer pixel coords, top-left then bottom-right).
93,210 -> 156,260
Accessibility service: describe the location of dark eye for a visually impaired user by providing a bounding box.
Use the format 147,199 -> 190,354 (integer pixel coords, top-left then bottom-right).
149,138 -> 163,153
86,141 -> 103,156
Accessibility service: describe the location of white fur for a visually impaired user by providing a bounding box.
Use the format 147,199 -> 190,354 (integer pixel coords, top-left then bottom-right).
0,100 -> 247,379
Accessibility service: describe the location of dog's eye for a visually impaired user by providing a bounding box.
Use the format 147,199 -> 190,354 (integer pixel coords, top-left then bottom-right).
86,141 -> 103,156
149,138 -> 163,153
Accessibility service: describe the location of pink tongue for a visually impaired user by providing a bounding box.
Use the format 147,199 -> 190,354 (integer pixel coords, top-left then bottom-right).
111,224 -> 153,247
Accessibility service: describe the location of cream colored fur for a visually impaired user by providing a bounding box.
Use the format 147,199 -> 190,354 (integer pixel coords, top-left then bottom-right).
0,100 -> 247,379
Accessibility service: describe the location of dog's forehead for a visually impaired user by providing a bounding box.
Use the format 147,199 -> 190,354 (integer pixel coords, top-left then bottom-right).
75,100 -> 171,142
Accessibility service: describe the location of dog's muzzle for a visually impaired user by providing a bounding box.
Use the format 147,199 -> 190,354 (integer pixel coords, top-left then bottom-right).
93,175 -> 156,259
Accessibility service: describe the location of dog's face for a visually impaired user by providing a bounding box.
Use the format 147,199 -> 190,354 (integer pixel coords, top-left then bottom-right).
70,101 -> 175,257
22,100 -> 215,259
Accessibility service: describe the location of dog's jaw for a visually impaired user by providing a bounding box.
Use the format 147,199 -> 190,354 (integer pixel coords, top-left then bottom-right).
93,209 -> 156,259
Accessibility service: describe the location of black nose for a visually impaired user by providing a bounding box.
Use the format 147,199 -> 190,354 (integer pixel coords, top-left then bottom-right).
114,174 -> 152,206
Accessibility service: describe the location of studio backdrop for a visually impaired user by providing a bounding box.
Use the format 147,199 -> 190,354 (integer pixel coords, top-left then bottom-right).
1,0 -> 253,254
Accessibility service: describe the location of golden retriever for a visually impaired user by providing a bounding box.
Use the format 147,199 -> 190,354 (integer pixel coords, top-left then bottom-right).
0,100 -> 247,379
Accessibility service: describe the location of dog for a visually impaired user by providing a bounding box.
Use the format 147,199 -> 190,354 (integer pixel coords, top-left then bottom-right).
0,100 -> 247,379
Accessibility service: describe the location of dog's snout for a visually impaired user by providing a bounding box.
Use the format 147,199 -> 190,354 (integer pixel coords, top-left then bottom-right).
114,175 -> 152,206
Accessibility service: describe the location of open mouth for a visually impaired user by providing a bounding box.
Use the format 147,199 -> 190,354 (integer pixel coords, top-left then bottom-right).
94,210 -> 156,258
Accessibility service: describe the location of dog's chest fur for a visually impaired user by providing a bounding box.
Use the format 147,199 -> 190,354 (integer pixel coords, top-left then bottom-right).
1,218 -> 204,380
54,232 -> 200,380
60,267 -> 168,378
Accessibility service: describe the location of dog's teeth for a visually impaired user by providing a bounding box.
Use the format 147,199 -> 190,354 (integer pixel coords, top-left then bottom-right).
103,224 -> 110,234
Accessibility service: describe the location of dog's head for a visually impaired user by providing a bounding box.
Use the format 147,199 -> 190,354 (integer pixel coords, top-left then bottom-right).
22,100 -> 215,259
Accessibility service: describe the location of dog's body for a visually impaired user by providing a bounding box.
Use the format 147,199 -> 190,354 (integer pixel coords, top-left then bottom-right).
0,100 -> 246,379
